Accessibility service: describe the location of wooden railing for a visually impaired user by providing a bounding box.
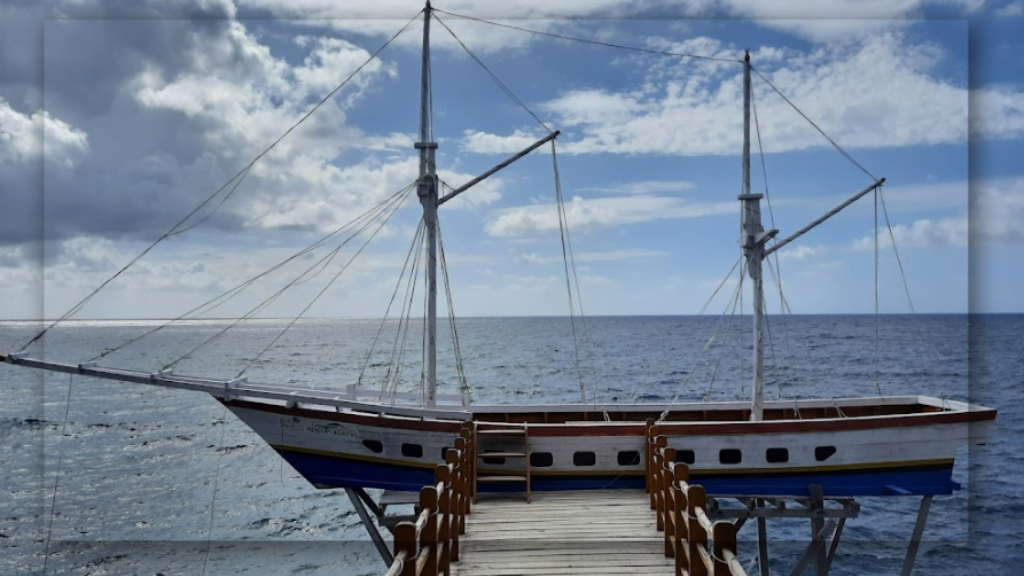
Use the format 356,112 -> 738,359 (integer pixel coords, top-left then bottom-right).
386,425 -> 475,576
646,421 -> 748,576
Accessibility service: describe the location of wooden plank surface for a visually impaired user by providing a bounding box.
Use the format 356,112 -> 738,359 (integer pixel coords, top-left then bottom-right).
451,490 -> 673,576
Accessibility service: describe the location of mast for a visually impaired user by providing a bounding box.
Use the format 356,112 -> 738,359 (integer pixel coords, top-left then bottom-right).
416,1 -> 439,407
738,51 -> 774,422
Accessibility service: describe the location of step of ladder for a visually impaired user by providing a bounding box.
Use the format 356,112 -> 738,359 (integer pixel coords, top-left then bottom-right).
477,451 -> 527,458
473,425 -> 531,504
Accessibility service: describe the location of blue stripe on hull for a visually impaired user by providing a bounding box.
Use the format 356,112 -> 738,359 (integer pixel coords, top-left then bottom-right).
280,451 -> 957,496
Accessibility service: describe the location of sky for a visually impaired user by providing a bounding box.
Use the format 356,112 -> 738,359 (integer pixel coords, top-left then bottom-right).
1,0 -> 1023,321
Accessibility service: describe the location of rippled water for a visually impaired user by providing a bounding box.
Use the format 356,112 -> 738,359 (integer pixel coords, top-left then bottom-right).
1,315 -> 1019,575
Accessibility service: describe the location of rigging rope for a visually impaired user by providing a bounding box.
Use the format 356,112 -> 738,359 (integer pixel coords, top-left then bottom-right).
878,185 -> 916,314
433,14 -> 553,134
437,220 -> 472,406
89,185 -> 415,363
164,185 -> 414,372
628,255 -> 743,403
360,219 -> 424,395
658,260 -> 746,421
234,186 -> 415,379
383,216 -> 426,400
551,141 -> 588,404
200,406 -> 229,576
750,65 -> 877,182
17,9 -> 423,353
41,374 -> 74,576
432,9 -> 741,64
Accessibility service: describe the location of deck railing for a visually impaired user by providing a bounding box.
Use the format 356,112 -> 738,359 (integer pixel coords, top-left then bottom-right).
386,425 -> 475,576
646,421 -> 748,576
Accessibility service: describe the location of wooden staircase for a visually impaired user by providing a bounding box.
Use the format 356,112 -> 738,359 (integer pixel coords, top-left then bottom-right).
472,425 -> 531,503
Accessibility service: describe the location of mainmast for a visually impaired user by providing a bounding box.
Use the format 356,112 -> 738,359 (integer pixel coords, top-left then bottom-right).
738,52 -> 776,422
416,1 -> 439,407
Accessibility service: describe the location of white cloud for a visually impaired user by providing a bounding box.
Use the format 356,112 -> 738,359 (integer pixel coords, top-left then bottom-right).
852,215 -> 968,249
776,244 -> 824,261
715,0 -> 984,41
580,180 -> 695,195
971,87 -> 1024,140
513,248 -> 668,265
972,176 -> 1024,242
517,33 -> 973,157
485,194 -> 735,236
461,129 -> 545,154
0,97 -> 88,165
993,1 -> 1024,16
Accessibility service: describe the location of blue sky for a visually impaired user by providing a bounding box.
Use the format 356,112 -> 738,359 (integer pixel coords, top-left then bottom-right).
1,0 -> 1022,320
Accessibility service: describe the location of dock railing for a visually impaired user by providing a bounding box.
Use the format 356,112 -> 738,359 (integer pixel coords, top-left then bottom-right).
386,425 -> 475,576
647,421 -> 748,576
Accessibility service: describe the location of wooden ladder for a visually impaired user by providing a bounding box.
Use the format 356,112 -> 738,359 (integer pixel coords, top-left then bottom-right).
473,425 -> 531,503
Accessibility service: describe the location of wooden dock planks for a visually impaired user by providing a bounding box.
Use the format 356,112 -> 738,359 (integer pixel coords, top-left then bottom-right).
451,490 -> 673,576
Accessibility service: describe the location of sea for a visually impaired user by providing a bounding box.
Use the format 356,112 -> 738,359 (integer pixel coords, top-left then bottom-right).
1,314 -> 1020,576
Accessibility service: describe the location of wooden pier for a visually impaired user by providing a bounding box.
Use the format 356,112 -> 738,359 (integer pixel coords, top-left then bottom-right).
382,424 -> 747,576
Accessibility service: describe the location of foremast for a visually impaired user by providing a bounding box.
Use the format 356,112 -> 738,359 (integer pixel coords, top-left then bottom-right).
738,52 -> 776,422
417,1 -> 439,407
738,51 -> 887,421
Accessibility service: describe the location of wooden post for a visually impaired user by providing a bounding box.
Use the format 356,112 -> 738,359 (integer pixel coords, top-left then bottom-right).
435,465 -> 451,575
420,485 -> 438,576
674,466 -> 690,576
645,418 -> 655,494
655,435 -> 668,527
454,437 -> 468,532
460,426 -> 473,514
394,521 -> 417,576
688,485 -> 708,576
712,521 -> 737,576
663,447 -> 677,558
445,449 -> 461,562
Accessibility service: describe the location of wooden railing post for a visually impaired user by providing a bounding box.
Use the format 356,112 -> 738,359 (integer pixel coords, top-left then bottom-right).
663,447 -> 677,558
445,449 -> 462,562
712,521 -> 738,576
688,485 -> 708,576
460,426 -> 473,514
435,464 -> 451,575
645,418 -> 655,495
655,435 -> 668,528
419,485 -> 438,576
674,467 -> 690,576
394,521 -> 417,576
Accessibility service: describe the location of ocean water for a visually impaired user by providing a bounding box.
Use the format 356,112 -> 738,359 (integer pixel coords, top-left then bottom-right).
0,314 -> 1019,575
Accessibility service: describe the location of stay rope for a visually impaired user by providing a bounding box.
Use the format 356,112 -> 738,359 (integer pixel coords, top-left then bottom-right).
362,220 -> 424,396
551,141 -> 589,404
432,9 -> 741,64
433,13 -> 553,134
437,219 -> 472,405
163,184 -> 414,373
41,373 -> 74,576
234,185 -> 415,379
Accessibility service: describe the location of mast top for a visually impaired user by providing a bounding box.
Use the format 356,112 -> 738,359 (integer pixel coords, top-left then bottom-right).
744,50 -> 750,63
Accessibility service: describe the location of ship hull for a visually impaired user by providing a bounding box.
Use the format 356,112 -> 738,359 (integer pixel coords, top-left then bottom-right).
224,395 -> 995,497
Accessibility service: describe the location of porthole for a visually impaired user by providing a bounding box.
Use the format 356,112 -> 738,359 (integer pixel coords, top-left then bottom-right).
617,450 -> 641,466
573,451 -> 597,467
719,449 -> 742,465
766,448 -> 789,463
401,443 -> 423,458
530,452 -> 553,468
675,450 -> 696,465
815,446 -> 837,462
362,439 -> 383,454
